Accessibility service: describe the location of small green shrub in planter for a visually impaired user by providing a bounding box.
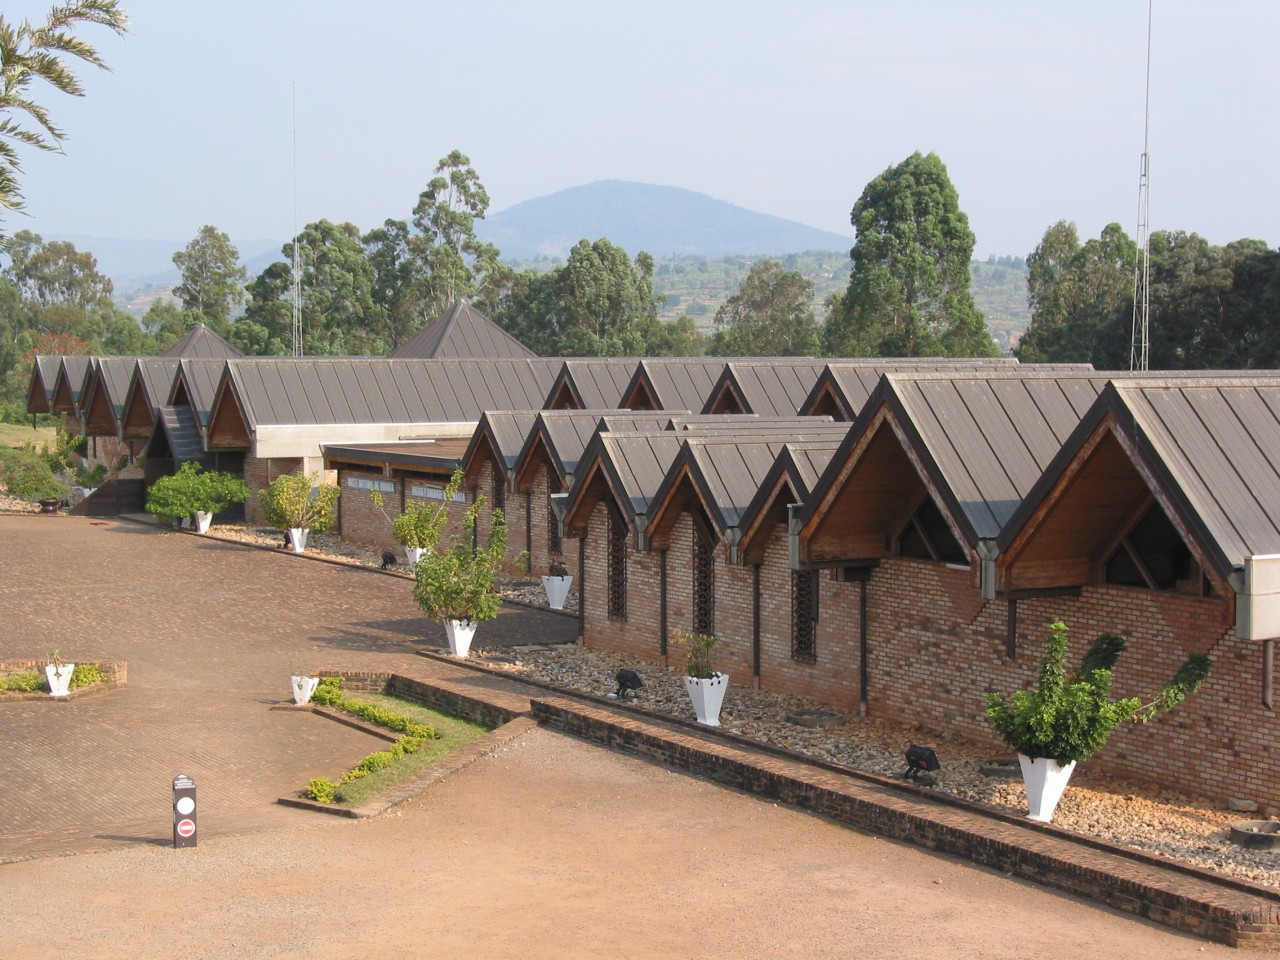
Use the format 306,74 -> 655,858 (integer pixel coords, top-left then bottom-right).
1,670 -> 44,692
986,619 -> 1211,765
386,471 -> 462,551
258,472 -> 340,533
145,461 -> 250,522
674,628 -> 718,679
412,494 -> 507,625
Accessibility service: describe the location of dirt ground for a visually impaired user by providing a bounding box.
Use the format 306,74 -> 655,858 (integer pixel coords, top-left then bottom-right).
1,727 -> 1232,960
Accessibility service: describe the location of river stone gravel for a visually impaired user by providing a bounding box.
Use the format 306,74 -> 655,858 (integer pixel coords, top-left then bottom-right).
91,519 -> 1280,889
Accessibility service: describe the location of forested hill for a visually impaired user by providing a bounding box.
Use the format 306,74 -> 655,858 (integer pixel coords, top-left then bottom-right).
476,180 -> 852,260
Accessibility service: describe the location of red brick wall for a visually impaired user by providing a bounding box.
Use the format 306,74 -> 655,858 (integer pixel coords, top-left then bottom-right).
336,469 -> 471,557
521,464 -> 579,577
462,458 -> 528,573
243,456 -> 303,525
576,516 -> 1272,807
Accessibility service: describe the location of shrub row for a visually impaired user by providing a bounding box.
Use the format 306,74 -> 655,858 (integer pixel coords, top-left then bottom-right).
304,677 -> 438,803
0,662 -> 106,693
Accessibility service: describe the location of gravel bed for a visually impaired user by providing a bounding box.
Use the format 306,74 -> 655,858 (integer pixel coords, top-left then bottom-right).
164,521 -> 1280,888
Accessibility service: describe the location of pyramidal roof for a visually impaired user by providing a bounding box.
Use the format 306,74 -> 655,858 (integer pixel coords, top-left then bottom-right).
162,323 -> 243,359
390,300 -> 536,360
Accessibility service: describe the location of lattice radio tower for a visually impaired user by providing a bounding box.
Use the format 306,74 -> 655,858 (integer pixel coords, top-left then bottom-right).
1129,0 -> 1153,371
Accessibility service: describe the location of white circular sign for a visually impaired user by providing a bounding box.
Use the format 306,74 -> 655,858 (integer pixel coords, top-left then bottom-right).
175,796 -> 195,815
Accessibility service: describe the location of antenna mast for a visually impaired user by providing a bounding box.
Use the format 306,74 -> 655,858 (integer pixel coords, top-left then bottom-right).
1129,0 -> 1153,371
291,82 -> 303,358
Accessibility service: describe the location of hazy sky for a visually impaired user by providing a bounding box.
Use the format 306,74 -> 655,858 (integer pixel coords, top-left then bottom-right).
4,0 -> 1278,260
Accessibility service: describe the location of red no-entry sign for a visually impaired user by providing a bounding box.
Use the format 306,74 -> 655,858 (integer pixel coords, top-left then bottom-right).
176,819 -> 195,838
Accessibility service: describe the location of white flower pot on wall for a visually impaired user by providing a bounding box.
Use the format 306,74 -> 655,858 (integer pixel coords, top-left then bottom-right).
445,619 -> 477,658
193,511 -> 213,534
46,662 -> 75,697
1018,754 -> 1077,823
404,547 -> 425,566
683,673 -> 729,726
287,528 -> 309,553
541,575 -> 572,610
291,675 -> 320,705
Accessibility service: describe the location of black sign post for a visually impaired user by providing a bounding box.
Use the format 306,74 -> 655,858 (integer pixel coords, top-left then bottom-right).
172,774 -> 197,848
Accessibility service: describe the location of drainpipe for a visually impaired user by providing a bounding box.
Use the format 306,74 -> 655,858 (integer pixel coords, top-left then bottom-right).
977,538 -> 998,600
787,503 -> 803,570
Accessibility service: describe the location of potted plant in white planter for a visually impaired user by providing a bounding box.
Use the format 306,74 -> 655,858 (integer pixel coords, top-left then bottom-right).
541,554 -> 573,610
45,649 -> 75,698
145,461 -> 250,533
675,628 -> 729,726
290,673 -> 320,705
986,619 -> 1210,823
390,474 -> 459,566
258,472 -> 340,553
412,492 -> 506,658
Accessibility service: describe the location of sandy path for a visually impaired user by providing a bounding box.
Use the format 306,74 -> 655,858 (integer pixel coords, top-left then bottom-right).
0,728 -> 1232,960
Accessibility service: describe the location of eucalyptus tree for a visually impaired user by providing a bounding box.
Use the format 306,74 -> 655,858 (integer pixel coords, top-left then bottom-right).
826,151 -> 997,358
172,225 -> 247,330
0,0 -> 128,233
711,259 -> 820,356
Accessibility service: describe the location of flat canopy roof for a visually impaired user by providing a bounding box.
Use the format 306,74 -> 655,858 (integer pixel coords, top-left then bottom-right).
322,438 -> 470,471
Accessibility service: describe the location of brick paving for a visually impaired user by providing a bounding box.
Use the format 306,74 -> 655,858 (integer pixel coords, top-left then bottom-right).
0,514 -> 574,862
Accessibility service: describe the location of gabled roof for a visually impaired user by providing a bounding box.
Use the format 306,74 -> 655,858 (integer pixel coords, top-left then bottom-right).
999,377 -> 1280,585
172,358 -> 234,431
120,358 -> 182,441
563,432 -> 686,537
542,359 -> 640,409
390,300 -> 536,360
797,370 -> 1113,566
50,355 -> 92,415
703,360 -> 829,416
797,358 -> 1050,421
213,357 -> 560,431
646,433 -> 847,554
738,443 -> 840,564
80,357 -> 138,436
26,355 -> 63,414
460,410 -> 542,480
162,323 -> 243,359
514,409 -> 672,491
619,359 -> 727,411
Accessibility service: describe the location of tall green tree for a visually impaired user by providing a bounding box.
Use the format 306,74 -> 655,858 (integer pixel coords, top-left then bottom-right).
4,229 -> 113,308
711,259 -> 820,356
0,1 -> 128,232
495,238 -> 663,356
825,151 -> 997,357
363,218 -> 424,351
241,220 -> 378,356
1017,221 -> 1135,364
171,225 -> 246,330
409,149 -> 510,317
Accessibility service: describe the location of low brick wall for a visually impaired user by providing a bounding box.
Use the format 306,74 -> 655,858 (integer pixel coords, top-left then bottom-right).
317,670 -> 529,730
0,659 -> 127,692
530,695 -> 1280,949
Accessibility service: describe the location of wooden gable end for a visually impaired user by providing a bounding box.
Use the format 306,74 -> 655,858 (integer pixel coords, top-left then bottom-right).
81,379 -> 117,436
646,462 -> 715,551
703,380 -> 748,415
51,369 -> 78,415
121,382 -> 156,440
206,382 -> 251,449
800,381 -> 847,421
739,470 -> 800,565
563,456 -> 623,538
619,376 -> 657,411
514,429 -> 557,493
460,428 -> 502,488
998,417 -> 1215,595
801,414 -> 926,564
26,368 -> 51,414
545,379 -> 580,410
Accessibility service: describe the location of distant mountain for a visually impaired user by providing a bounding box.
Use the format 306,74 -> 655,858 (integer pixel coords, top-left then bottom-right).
477,180 -> 851,261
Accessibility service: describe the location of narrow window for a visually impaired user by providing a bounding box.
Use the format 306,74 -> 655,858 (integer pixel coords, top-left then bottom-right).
547,473 -> 562,556
791,569 -> 818,663
607,505 -> 627,620
692,521 -> 715,635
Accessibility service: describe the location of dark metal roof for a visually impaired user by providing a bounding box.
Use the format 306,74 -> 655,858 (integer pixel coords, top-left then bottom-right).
173,359 -> 233,430
132,358 -> 181,417
624,359 -> 728,411
567,432 -> 687,527
83,357 -> 138,428
26,355 -> 62,412
162,324 -> 243,359
798,359 -> 1058,421
390,300 -> 536,360
460,410 -> 542,476
1001,377 -> 1280,577
707,361 -> 830,416
542,359 -> 640,409
222,357 -> 560,428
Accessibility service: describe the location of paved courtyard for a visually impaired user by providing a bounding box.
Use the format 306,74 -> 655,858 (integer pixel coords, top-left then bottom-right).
0,515 -> 1242,958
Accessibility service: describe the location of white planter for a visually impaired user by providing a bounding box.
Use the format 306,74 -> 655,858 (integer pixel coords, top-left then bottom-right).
287,528 -> 309,553
193,511 -> 213,534
1018,753 -> 1078,823
404,546 -> 425,566
541,575 -> 573,610
444,618 -> 477,658
46,662 -> 75,697
291,675 -> 320,705
682,672 -> 729,726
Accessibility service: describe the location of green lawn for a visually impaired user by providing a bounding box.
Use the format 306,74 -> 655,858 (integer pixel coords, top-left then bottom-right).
0,423 -> 56,449
330,692 -> 490,806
